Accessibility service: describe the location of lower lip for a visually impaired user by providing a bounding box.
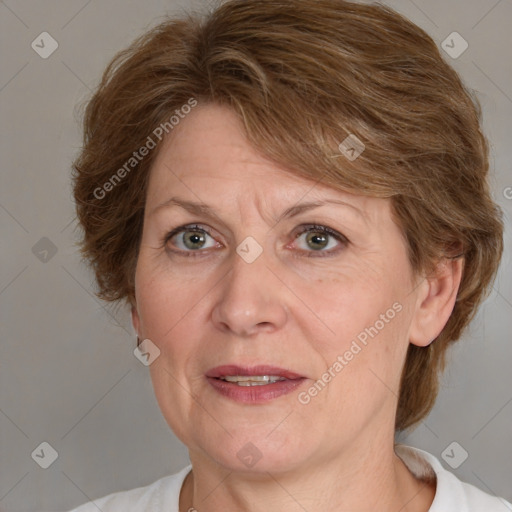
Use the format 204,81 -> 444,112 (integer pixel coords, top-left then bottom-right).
206,377 -> 306,403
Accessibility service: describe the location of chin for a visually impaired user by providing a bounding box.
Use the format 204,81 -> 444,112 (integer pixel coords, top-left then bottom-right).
197,431 -> 313,475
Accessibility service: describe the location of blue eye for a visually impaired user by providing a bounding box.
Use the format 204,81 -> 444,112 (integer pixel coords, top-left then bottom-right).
164,224 -> 218,255
163,223 -> 348,258
292,224 -> 348,256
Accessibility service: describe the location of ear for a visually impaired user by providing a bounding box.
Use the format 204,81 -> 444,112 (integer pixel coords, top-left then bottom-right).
409,258 -> 464,347
131,303 -> 141,338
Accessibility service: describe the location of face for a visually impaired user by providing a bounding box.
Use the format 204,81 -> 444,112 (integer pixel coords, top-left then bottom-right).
132,103 -> 425,473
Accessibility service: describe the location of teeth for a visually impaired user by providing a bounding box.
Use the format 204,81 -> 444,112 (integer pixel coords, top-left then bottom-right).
221,375 -> 287,386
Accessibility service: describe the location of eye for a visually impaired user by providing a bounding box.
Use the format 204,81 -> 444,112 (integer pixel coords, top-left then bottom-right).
291,224 -> 348,256
164,224 -> 220,255
162,223 -> 348,258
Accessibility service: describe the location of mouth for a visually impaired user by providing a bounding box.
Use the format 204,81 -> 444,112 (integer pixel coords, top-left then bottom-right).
205,365 -> 306,402
218,375 -> 288,386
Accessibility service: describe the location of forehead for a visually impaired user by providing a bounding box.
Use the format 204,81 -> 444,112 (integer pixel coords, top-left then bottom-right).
149,103 -> 292,183
145,103 -> 392,227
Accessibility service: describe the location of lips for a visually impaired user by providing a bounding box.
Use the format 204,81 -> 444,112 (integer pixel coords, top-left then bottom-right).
205,365 -> 307,403
206,365 -> 304,380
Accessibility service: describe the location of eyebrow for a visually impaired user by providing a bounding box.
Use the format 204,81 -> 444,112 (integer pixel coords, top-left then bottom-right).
150,196 -> 367,224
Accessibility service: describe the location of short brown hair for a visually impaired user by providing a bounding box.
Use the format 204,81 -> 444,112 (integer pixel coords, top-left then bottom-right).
72,0 -> 503,430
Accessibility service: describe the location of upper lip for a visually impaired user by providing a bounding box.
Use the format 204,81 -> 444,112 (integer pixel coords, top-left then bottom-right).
206,365 -> 305,380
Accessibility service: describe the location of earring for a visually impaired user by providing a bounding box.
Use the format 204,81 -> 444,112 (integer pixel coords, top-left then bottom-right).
136,336 -> 141,347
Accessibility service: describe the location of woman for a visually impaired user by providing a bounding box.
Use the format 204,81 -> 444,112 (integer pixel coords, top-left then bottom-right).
69,0 -> 510,510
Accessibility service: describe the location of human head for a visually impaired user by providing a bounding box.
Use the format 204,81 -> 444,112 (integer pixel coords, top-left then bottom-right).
72,0 -> 503,431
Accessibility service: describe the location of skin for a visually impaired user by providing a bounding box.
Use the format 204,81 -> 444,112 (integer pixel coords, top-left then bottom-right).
131,103 -> 462,512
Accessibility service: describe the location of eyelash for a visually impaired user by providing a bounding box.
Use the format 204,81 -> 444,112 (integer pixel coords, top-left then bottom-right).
162,223 -> 349,258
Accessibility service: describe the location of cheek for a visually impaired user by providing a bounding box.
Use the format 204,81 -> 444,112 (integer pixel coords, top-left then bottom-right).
134,258 -> 212,398
293,263 -> 402,345
136,266 -> 203,437
135,258 -> 202,339
293,259 -> 413,392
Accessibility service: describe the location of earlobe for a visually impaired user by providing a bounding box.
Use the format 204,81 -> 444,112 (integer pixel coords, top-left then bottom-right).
409,257 -> 464,347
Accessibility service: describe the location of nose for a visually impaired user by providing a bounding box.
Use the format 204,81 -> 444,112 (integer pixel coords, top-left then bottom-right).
211,247 -> 288,337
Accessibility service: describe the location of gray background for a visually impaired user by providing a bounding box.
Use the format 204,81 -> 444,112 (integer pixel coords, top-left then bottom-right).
0,0 -> 511,510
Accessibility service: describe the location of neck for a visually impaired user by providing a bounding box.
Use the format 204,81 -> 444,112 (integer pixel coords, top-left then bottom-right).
179,440 -> 435,512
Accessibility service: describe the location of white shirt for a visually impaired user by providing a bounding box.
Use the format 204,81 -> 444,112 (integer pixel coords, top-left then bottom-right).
67,445 -> 511,511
